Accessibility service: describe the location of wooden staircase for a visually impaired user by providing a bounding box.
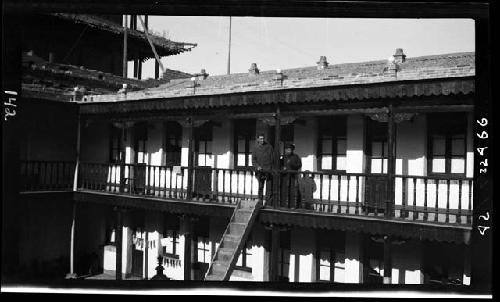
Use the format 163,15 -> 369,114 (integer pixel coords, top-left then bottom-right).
204,199 -> 262,281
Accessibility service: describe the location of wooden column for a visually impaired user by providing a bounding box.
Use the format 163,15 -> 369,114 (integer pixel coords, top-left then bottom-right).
154,60 -> 160,79
268,224 -> 280,281
383,235 -> 392,284
65,201 -> 78,279
115,208 -> 123,280
72,114 -> 81,192
182,216 -> 193,280
143,215 -> 149,280
273,106 -> 281,208
186,117 -> 194,200
122,15 -> 128,78
386,104 -> 395,218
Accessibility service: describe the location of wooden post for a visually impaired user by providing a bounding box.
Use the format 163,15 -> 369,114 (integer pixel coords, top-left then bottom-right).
186,117 -> 194,200
227,16 -> 232,75
115,208 -> 123,280
269,225 -> 280,281
65,201 -> 78,279
144,225 -> 149,279
123,15 -> 128,78
273,106 -> 281,208
73,114 -> 81,192
386,104 -> 395,218
182,216 -> 193,280
383,235 -> 392,284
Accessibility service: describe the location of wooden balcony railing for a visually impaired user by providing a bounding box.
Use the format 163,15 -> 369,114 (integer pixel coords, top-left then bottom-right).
19,160 -> 75,191
19,161 -> 473,225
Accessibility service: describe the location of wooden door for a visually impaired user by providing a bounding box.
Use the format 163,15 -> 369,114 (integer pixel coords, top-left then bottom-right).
364,119 -> 389,214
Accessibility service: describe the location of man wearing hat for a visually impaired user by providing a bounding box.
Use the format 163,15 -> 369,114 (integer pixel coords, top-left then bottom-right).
252,133 -> 275,206
281,143 -> 302,208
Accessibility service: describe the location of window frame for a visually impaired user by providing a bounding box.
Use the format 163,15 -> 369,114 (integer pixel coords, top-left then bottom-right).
109,125 -> 124,164
134,122 -> 148,164
277,230 -> 291,282
163,121 -> 182,167
162,214 -> 180,259
317,117 -> 347,172
427,113 -> 467,177
235,234 -> 253,272
233,119 -> 256,169
195,124 -> 214,167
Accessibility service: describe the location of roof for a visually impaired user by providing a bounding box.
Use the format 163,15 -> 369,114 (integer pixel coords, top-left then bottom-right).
51,13 -> 197,60
81,52 -> 475,105
21,55 -> 193,102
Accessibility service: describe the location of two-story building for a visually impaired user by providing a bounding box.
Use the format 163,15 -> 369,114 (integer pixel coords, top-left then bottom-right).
18,48 -> 474,284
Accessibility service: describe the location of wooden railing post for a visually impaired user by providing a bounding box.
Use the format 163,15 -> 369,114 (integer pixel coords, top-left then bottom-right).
186,117 -> 194,200
386,103 -> 395,218
273,106 -> 281,208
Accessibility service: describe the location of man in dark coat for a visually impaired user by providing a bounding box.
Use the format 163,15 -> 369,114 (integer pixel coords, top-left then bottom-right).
252,133 -> 275,205
298,171 -> 317,210
280,143 -> 302,208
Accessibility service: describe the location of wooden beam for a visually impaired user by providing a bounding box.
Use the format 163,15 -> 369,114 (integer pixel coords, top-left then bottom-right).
383,235 -> 392,284
386,103 -> 395,218
122,15 -> 128,78
65,201 -> 78,279
115,207 -> 123,280
269,225 -> 280,281
186,117 -> 194,200
137,15 -> 165,75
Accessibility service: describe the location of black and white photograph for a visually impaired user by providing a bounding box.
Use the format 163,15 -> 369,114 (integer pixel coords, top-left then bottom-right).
1,0 -> 493,298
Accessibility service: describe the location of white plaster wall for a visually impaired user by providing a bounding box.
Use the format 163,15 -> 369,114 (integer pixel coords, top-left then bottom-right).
289,227 -> 316,282
213,120 -> 233,169
294,118 -> 317,172
345,115 -> 365,213
145,211 -> 162,279
394,115 -> 426,208
344,231 -> 363,283
391,240 -> 423,284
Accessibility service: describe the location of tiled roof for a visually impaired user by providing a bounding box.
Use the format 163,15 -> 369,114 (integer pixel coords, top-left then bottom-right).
51,14 -> 197,59
21,58 -> 193,102
85,52 -> 475,103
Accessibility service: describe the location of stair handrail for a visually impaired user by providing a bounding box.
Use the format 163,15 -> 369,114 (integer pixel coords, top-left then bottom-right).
204,198 -> 242,280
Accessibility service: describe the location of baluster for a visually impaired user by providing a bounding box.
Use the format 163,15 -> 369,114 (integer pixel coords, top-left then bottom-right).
445,179 -> 451,223
401,177 -> 407,219
243,170 -> 247,200
412,178 -> 417,220
337,175 -> 341,214
167,167 -> 172,198
346,175 -> 351,214
230,170 -> 233,204
214,169 -> 219,202
181,168 -> 185,199
153,166 -> 157,196
319,174 -> 323,211
222,170 -> 226,203
434,180 -> 439,222
250,170 -> 254,200
327,174 -> 332,212
423,178 -> 428,221
457,180 -> 463,224
467,180 -> 472,224
355,176 -> 360,215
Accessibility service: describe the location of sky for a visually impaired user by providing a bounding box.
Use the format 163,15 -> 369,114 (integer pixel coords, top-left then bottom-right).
136,17 -> 475,78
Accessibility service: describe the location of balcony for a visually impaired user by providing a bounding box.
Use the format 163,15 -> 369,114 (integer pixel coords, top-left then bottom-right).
19,161 -> 473,227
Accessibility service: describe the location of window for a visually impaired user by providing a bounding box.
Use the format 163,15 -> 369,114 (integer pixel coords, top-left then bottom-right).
195,124 -> 214,167
278,230 -> 291,281
134,122 -> 148,164
363,235 -> 384,284
423,242 -> 465,285
235,234 -> 253,271
316,231 -> 345,283
318,117 -> 347,171
194,217 -> 211,264
428,113 -> 467,175
366,119 -> 389,174
164,121 -> 182,166
162,214 -> 180,258
234,119 -> 256,168
109,125 -> 123,163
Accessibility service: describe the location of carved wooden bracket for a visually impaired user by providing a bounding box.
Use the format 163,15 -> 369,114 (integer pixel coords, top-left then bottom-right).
177,118 -> 209,128
367,113 -> 417,123
259,116 -> 297,126
112,121 -> 135,129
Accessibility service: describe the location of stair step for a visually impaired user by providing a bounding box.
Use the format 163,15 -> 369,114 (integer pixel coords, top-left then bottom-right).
229,222 -> 247,235
222,235 -> 240,249
211,261 -> 228,275
216,247 -> 234,262
234,210 -> 253,222
240,199 -> 257,209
